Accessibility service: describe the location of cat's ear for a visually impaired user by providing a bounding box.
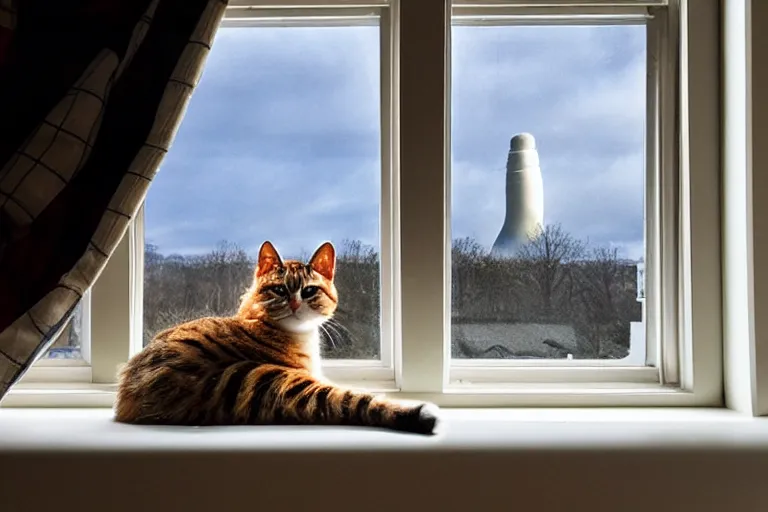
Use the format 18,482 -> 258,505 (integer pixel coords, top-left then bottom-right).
309,242 -> 336,281
256,241 -> 284,277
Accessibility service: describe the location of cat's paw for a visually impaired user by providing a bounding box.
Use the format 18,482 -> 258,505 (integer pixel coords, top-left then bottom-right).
394,401 -> 441,435
416,402 -> 440,434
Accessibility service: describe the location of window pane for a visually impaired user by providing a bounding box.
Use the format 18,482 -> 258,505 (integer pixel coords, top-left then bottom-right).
143,24 -> 382,360
42,301 -> 85,360
451,24 -> 646,362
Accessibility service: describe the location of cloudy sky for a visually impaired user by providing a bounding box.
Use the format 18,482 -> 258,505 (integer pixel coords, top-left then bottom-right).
145,20 -> 646,261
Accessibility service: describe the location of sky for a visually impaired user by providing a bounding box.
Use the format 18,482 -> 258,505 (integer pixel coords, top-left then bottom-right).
144,21 -> 646,261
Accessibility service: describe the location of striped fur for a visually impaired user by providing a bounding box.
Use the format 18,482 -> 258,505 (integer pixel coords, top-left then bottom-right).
115,241 -> 439,434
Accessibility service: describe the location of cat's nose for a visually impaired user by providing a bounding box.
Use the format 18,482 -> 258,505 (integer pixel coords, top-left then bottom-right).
289,298 -> 301,312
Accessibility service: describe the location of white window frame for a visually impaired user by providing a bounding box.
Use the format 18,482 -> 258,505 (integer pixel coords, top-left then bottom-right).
447,2 -> 672,383
2,0 -> 723,408
449,3 -> 662,383
394,0 -> 721,407
18,289 -> 92,384
136,2 -> 399,390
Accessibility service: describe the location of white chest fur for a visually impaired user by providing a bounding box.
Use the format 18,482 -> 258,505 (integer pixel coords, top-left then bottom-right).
297,330 -> 324,380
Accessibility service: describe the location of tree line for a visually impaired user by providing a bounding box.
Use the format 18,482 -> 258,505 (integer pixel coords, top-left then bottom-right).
451,224 -> 641,359
142,224 -> 642,360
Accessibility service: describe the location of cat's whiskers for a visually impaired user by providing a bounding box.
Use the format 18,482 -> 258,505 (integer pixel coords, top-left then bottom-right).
325,319 -> 348,345
319,323 -> 337,349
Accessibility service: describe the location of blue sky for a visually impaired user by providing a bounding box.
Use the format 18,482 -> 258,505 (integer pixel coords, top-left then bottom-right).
145,22 -> 646,261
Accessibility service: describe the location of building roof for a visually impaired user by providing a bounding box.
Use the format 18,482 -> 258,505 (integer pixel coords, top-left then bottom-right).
452,322 -> 581,359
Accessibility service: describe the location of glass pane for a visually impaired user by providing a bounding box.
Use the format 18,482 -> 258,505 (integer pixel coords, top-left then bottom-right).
451,24 -> 646,362
42,300 -> 85,360
143,25 -> 382,360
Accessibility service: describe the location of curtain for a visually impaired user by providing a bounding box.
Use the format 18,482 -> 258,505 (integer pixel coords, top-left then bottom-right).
0,0 -> 228,400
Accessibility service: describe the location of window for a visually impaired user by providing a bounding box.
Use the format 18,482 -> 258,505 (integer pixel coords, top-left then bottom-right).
42,298 -> 88,361
8,0 -> 722,408
138,2 -> 395,386
19,289 -> 92,384
450,23 -> 647,364
392,0 -> 720,403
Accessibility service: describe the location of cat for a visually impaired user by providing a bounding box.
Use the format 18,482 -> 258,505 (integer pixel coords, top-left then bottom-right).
114,240 -> 439,434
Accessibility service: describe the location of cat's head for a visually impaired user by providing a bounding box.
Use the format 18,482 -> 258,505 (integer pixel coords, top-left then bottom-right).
237,240 -> 338,334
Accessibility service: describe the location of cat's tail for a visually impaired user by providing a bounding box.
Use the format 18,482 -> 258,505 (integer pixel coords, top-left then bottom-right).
232,365 -> 439,435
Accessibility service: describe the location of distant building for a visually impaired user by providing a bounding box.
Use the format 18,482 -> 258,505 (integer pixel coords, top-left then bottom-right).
453,323 -> 580,359
491,133 -> 544,257
627,258 -> 646,365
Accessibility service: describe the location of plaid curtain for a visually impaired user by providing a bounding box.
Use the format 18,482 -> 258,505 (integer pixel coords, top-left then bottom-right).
0,0 -> 228,400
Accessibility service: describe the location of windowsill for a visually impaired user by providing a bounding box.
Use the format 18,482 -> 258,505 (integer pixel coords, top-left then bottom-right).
1,407 -> 768,452
2,381 -> 717,408
3,407 -> 768,511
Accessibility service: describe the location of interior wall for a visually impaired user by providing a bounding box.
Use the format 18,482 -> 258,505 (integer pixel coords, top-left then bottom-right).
746,0 -> 768,416
722,0 -> 768,416
1,450 -> 767,512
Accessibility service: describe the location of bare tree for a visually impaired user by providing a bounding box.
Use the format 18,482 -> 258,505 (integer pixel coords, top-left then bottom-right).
199,240 -> 252,313
451,237 -> 486,319
327,239 -> 380,359
515,223 -> 585,321
142,231 -> 642,361
142,241 -> 252,345
578,247 -> 622,323
565,245 -> 642,358
452,237 -> 529,322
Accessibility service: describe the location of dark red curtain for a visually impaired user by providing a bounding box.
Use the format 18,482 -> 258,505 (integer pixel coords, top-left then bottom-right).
0,0 -> 228,399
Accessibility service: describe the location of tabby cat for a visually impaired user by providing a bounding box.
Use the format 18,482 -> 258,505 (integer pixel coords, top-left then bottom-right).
115,240 -> 439,434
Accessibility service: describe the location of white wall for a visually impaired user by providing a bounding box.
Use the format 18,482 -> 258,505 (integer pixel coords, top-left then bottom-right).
722,0 -> 768,416
747,1 -> 768,416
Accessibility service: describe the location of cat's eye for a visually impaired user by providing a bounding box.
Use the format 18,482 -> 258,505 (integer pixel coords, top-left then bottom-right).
268,285 -> 289,297
301,286 -> 319,299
